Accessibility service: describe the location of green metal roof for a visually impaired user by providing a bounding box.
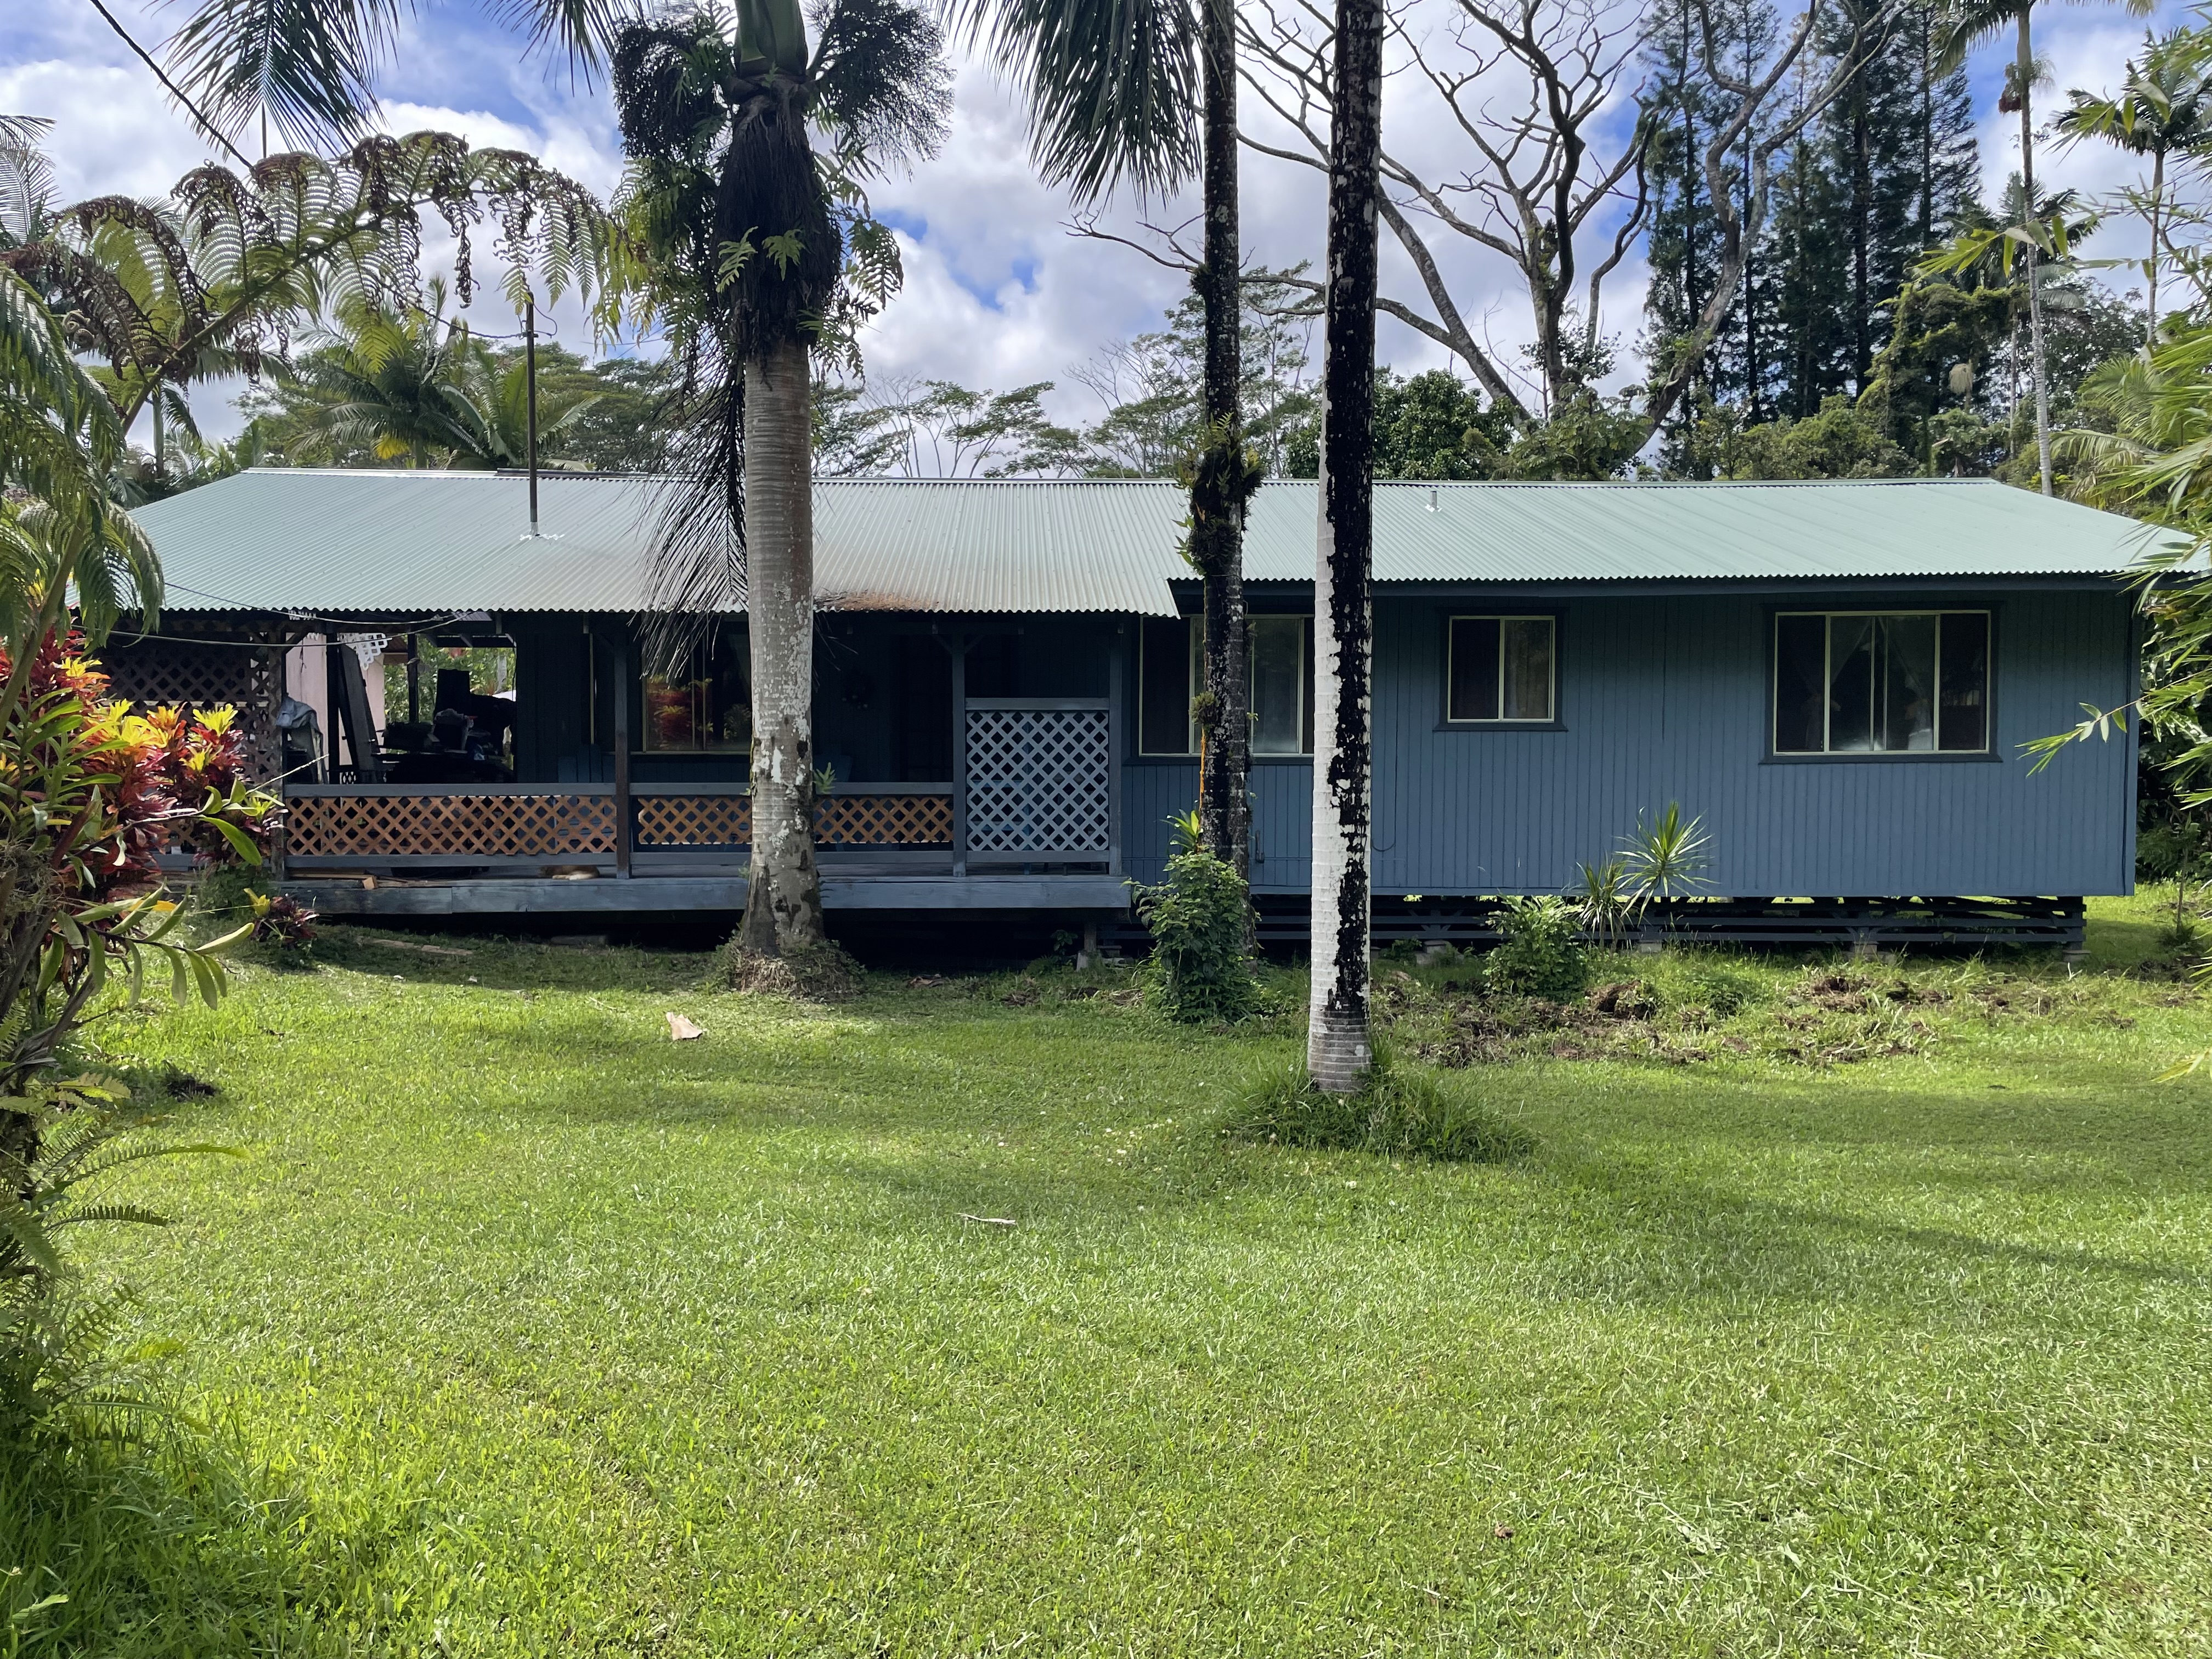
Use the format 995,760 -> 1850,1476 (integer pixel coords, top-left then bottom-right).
129,470 -> 2169,618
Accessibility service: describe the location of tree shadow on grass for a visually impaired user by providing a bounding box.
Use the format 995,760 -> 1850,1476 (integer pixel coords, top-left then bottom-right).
1,1421 -> 376,1657
1516,1146 -> 2200,1314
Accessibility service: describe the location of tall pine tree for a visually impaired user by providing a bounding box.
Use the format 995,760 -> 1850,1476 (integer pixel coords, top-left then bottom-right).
1644,0 -> 1978,438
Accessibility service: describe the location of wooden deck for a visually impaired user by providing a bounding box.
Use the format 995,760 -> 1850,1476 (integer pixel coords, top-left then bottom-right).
289,871 -> 1134,917
274,701 -> 1128,918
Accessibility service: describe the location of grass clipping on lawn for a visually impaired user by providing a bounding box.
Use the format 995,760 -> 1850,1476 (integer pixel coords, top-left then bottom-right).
716,939 -> 862,1001
1215,1048 -> 1532,1163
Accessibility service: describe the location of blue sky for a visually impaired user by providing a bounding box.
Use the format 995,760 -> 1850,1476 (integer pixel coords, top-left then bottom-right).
2,0 -> 2181,444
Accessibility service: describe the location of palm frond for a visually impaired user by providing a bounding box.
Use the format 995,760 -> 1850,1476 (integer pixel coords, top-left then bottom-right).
944,0 -> 1198,201
163,0 -> 408,151
808,0 -> 953,176
0,114 -> 57,246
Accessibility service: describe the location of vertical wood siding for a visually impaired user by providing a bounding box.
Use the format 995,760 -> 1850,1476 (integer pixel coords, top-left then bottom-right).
1125,588 -> 2135,898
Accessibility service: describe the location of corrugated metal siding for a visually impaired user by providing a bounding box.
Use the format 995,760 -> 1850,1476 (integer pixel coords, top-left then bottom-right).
133,471 -> 2162,618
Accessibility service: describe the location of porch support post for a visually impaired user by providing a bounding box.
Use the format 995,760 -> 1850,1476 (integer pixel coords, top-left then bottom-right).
323,639 -> 343,784
950,641 -> 968,878
1108,625 -> 1125,879
611,641 -> 632,878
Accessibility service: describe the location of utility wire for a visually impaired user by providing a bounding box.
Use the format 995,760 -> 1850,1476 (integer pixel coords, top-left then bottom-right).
80,0 -> 257,172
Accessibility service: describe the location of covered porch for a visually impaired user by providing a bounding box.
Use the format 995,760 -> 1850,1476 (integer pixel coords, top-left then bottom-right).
274,685 -> 1133,917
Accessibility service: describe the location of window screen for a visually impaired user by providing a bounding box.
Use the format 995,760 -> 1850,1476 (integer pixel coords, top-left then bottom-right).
1140,617 -> 1199,755
1447,616 -> 1554,723
1249,616 -> 1313,755
1773,611 -> 1990,754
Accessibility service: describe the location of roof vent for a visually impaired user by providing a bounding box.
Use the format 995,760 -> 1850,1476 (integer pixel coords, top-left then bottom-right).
1427,487 -> 1438,513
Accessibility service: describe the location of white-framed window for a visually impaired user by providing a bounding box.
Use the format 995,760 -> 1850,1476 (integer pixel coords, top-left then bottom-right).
1773,610 -> 1990,755
1446,615 -> 1555,724
1248,615 -> 1313,755
1139,616 -> 1205,755
1138,615 -> 1314,757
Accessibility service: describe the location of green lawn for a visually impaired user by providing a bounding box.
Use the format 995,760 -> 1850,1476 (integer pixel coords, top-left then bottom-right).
12,896 -> 2212,1655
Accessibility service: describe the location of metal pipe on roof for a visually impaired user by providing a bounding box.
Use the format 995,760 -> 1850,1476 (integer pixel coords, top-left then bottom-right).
525,296 -> 540,540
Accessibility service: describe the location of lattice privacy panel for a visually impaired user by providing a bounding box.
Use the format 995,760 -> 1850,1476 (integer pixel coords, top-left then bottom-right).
633,793 -> 953,848
101,637 -> 284,781
286,793 -> 618,858
964,709 -> 1111,855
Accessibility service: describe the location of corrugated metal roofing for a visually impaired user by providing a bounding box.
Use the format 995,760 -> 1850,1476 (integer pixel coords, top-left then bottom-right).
130,470 -> 2166,617
1243,477 -> 2177,582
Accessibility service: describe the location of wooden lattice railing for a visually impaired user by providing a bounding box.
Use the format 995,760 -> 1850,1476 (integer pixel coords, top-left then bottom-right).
283,786 -> 953,863
286,791 -> 619,859
632,792 -> 952,848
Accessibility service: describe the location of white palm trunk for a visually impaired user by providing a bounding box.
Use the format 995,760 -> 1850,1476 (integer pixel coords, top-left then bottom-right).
1306,0 -> 1385,1095
1306,449 -> 1375,1094
738,334 -> 826,953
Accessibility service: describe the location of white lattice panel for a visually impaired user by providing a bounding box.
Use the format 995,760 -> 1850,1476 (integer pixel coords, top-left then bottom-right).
965,708 -> 1110,854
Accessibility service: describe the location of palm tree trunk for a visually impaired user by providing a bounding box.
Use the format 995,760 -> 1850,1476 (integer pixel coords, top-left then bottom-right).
1194,0 -> 1250,881
2019,7 -> 2051,496
2148,146 -> 2163,348
737,335 -> 826,956
1307,0 -> 1384,1096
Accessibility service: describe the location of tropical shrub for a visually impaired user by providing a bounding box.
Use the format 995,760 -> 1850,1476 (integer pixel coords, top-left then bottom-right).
0,629 -> 275,1430
1483,895 -> 1588,1002
1620,802 -> 1713,901
1133,811 -> 1258,1023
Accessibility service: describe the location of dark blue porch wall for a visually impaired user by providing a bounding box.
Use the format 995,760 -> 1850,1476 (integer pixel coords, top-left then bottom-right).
812,613 -> 1119,782
512,612 -> 1125,787
1124,586 -> 2136,898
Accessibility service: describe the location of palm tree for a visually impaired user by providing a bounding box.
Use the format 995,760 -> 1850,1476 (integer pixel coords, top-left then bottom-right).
954,0 -> 1260,878
1938,0 -> 2154,496
4,134 -> 609,482
0,266 -> 160,735
253,286 -> 601,468
1307,0 -> 1386,1096
612,0 -> 950,964
2056,31 -> 2212,347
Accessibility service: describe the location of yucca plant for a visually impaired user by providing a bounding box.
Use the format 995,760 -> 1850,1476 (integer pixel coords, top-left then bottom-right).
1572,854 -> 1640,947
1620,803 -> 1714,903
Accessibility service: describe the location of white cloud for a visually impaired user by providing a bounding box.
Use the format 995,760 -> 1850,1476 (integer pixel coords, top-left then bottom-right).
4,0 -> 2197,449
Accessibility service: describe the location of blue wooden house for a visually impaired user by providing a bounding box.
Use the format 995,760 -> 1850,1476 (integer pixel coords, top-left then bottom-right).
123,469 -> 2162,947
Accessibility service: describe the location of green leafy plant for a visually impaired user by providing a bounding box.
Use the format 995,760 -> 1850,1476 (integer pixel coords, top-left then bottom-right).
1132,810 -> 1257,1023
0,1074 -> 236,1434
0,624 -> 276,1438
1483,895 -> 1588,1002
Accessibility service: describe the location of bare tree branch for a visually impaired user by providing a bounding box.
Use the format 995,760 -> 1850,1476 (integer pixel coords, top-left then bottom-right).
1239,0 -> 1653,418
